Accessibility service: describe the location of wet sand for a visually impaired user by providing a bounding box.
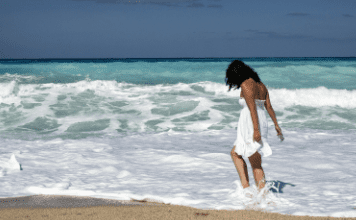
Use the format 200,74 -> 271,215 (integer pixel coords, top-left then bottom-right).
0,194 -> 355,220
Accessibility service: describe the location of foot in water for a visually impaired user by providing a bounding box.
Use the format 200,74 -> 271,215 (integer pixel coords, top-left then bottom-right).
243,187 -> 277,210
258,187 -> 269,197
243,186 -> 267,199
256,187 -> 277,207
243,186 -> 255,198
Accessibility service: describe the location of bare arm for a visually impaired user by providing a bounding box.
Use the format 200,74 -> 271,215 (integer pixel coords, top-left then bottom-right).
264,90 -> 283,137
264,90 -> 279,127
266,107 -> 279,127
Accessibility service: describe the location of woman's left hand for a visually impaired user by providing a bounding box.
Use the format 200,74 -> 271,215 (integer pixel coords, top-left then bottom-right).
253,129 -> 261,142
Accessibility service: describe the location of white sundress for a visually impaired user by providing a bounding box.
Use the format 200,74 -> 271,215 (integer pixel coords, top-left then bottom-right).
233,98 -> 272,158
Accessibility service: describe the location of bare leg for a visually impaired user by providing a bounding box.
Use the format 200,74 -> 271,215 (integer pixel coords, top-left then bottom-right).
231,146 -> 250,189
248,151 -> 266,191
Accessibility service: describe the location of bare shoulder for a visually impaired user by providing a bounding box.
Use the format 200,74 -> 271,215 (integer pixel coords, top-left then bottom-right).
240,78 -> 256,98
241,78 -> 255,88
241,78 -> 268,99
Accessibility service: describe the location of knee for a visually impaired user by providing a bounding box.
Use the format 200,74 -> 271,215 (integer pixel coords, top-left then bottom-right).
252,164 -> 263,170
249,152 -> 262,169
250,160 -> 262,169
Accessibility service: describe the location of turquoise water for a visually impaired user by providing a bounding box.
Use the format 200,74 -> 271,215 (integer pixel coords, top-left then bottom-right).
0,58 -> 355,217
1,57 -> 356,89
0,57 -> 355,140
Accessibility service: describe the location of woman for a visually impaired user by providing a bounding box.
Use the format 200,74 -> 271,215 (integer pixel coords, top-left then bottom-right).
225,60 -> 283,194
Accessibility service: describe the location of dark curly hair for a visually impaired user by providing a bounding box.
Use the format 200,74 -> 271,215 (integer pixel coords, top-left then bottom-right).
225,60 -> 261,91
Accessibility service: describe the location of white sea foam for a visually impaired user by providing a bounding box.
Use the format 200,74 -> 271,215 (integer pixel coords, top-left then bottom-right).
0,80 -> 355,139
0,128 -> 355,217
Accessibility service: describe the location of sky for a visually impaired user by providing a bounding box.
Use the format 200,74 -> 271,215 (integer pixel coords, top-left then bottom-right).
0,0 -> 355,58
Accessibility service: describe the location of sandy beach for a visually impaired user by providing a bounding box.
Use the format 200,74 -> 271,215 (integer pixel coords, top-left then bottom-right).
1,194 -> 355,220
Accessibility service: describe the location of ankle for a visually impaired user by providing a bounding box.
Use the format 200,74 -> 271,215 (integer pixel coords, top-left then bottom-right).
242,183 -> 250,189
256,178 -> 266,189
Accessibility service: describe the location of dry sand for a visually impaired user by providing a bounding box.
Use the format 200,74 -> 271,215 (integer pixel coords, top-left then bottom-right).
0,194 -> 355,220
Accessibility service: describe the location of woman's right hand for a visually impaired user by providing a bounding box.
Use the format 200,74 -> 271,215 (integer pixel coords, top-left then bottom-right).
275,125 -> 282,136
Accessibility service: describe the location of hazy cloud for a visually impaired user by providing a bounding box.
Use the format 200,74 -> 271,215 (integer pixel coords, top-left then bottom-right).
207,4 -> 222,8
71,0 -> 200,4
309,36 -> 356,43
70,0 -> 220,7
342,14 -> 353,18
72,0 -> 122,3
187,2 -> 204,7
245,29 -> 311,40
242,29 -> 356,43
286,12 -> 310,17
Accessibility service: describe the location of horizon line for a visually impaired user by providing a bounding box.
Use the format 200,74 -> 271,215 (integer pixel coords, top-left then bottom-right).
0,56 -> 355,60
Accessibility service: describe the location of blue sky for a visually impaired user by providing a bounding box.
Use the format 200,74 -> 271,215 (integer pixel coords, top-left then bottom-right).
0,0 -> 355,58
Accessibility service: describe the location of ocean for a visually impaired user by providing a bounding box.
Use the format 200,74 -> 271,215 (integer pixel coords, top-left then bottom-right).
0,57 -> 355,217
